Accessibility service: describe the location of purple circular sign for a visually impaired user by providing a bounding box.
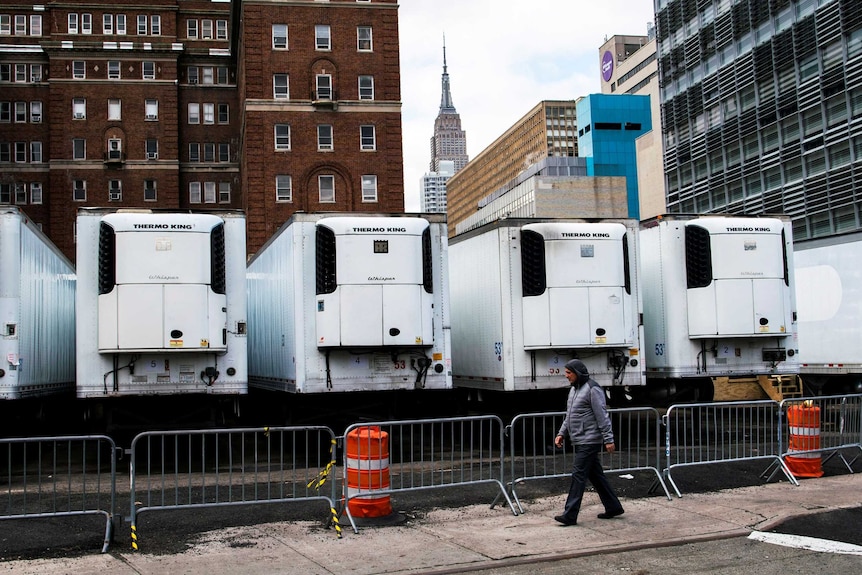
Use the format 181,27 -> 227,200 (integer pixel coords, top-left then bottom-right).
601,50 -> 614,82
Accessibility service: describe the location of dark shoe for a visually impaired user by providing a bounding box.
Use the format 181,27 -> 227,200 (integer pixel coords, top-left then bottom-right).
554,515 -> 577,526
597,508 -> 625,519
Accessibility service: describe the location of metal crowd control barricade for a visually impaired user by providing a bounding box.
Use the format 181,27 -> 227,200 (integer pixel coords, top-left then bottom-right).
0,435 -> 118,553
663,400 -> 798,497
341,416 -> 517,534
129,426 -> 338,549
774,394 -> 862,477
505,408 -> 671,514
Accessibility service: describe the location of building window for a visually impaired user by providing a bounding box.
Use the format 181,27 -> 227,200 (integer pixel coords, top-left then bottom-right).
81,13 -> 92,34
218,143 -> 230,162
72,61 -> 85,79
202,66 -> 214,84
108,61 -> 120,79
73,179 -> 87,201
30,101 -> 41,123
15,142 -> 25,162
144,179 -> 157,201
15,64 -> 26,82
30,141 -> 41,163
316,74 -> 332,100
151,15 -> 161,35
116,15 -> 126,35
108,179 -> 122,201
187,20 -> 198,39
272,24 -> 287,49
0,102 -> 8,122
107,138 -> 122,160
73,138 -> 86,159
0,143 -> 8,161
14,183 -> 26,204
315,25 -> 331,50
30,182 -> 41,204
216,20 -> 227,40
360,125 -> 376,150
217,67 -> 228,84
189,143 -> 200,162
357,26 -> 372,51
103,14 -> 113,34
218,103 -> 229,123
319,175 -> 335,202
359,75 -> 374,100
0,183 -> 9,203
317,125 -> 333,151
14,101 -> 26,122
203,103 -> 214,124
137,15 -> 147,35
188,103 -> 200,124
201,19 -> 213,39
30,64 -> 42,82
68,14 -> 78,34
276,175 -> 292,201
30,15 -> 42,36
188,66 -> 199,84
204,143 -> 215,162
204,182 -> 216,203
146,139 -> 158,160
145,99 -> 158,120
108,99 -> 121,120
189,182 -> 201,203
218,182 -> 230,202
142,61 -> 155,80
361,175 -> 378,202
275,124 -> 291,150
73,98 -> 86,119
273,74 -> 289,98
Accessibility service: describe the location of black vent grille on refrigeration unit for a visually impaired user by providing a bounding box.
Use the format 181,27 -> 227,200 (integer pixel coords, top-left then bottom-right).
210,223 -> 226,294
422,227 -> 433,294
622,233 -> 632,295
98,221 -> 116,295
521,230 -> 547,297
316,225 -> 337,295
685,225 -> 713,289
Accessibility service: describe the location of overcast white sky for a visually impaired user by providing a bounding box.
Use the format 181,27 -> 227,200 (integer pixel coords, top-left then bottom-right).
398,0 -> 656,211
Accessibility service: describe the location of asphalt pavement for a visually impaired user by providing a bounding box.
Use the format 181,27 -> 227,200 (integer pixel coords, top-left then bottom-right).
2,470 -> 861,575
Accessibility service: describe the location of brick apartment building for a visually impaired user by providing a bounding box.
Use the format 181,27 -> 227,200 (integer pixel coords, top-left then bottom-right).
0,0 -> 404,260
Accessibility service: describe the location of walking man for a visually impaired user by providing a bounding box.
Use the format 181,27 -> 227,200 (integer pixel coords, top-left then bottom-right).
554,358 -> 624,526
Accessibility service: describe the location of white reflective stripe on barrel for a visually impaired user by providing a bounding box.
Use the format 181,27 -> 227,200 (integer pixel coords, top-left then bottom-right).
346,456 -> 390,471
789,426 -> 820,436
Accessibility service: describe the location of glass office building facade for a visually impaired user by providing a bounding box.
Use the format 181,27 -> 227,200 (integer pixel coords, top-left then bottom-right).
576,94 -> 652,219
655,0 -> 862,240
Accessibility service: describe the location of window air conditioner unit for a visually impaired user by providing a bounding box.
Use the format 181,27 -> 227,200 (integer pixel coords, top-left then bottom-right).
31,75 -> 41,82
189,77 -> 197,84
108,150 -> 121,159
109,192 -> 121,201
146,152 -> 158,160
74,113 -> 85,119
31,115 -> 41,123
145,114 -> 157,120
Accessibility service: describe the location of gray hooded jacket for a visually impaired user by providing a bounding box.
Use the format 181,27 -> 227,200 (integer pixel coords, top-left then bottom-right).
557,359 -> 614,445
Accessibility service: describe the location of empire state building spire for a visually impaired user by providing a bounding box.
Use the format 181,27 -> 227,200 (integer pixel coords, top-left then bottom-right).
439,38 -> 456,113
429,36 -> 468,173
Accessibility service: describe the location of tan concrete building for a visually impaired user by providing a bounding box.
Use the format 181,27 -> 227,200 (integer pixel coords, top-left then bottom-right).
598,30 -> 664,220
444,100 -> 578,237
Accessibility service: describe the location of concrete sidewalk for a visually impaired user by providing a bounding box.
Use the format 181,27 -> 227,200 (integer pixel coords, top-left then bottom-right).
4,473 -> 861,575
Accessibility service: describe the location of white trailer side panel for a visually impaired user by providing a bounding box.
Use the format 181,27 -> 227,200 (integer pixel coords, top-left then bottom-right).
76,209 -> 247,398
451,219 -> 644,391
795,232 -> 862,374
247,213 -> 452,394
0,208 -> 76,399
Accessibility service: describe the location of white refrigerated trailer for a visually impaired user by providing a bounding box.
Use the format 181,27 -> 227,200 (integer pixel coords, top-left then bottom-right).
75,209 -> 248,399
0,207 -> 76,399
794,231 -> 862,395
448,219 -> 645,395
639,214 -> 799,402
247,213 -> 452,394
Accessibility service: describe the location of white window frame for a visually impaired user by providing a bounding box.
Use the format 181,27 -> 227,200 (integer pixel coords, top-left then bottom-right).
151,15 -> 161,36
201,19 -> 213,39
218,182 -> 230,203
30,15 -> 41,36
14,182 -> 26,204
103,14 -> 113,35
361,175 -> 378,202
357,26 -> 372,51
315,25 -> 331,50
81,13 -> 92,34
30,141 -> 42,163
107,138 -> 122,160
116,14 -> 126,35
108,60 -> 120,79
359,75 -> 374,100
202,66 -> 214,84
218,143 -> 230,162
14,101 -> 26,123
142,61 -> 155,80
218,103 -> 229,124
72,61 -> 85,79
204,181 -> 216,203
360,125 -> 376,151
144,179 -> 157,201
73,179 -> 87,201
146,139 -> 158,160
137,15 -> 147,35
187,66 -> 199,84
203,103 -> 214,124
72,98 -> 86,119
319,175 -> 335,203
30,101 -> 41,123
68,13 -> 78,34
275,124 -> 291,150
276,175 -> 292,202
188,103 -> 200,124
189,181 -> 201,203
15,15 -> 26,35
108,98 -> 121,121
273,74 -> 289,99
272,24 -> 288,49
30,182 -> 42,204
317,125 -> 333,151
73,138 -> 86,160
30,64 -> 42,83
189,143 -> 200,162
145,99 -> 158,120
108,179 -> 122,201
203,143 -> 215,162
0,15 -> 10,35
187,20 -> 198,39
14,142 -> 26,162
216,20 -> 227,40
14,64 -> 25,82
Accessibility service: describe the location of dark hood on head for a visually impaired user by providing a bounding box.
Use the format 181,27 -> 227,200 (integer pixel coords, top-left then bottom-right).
564,358 -> 589,380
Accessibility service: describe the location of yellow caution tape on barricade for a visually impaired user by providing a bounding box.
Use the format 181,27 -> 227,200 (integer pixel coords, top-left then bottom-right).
306,438 -> 337,491
131,524 -> 138,551
330,507 -> 342,539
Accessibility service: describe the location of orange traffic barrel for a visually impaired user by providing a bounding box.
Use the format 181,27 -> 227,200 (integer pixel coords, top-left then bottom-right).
345,426 -> 393,518
785,404 -> 824,478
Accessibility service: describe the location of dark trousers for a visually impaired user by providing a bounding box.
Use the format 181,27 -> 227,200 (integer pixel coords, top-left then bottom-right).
561,443 -> 623,522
